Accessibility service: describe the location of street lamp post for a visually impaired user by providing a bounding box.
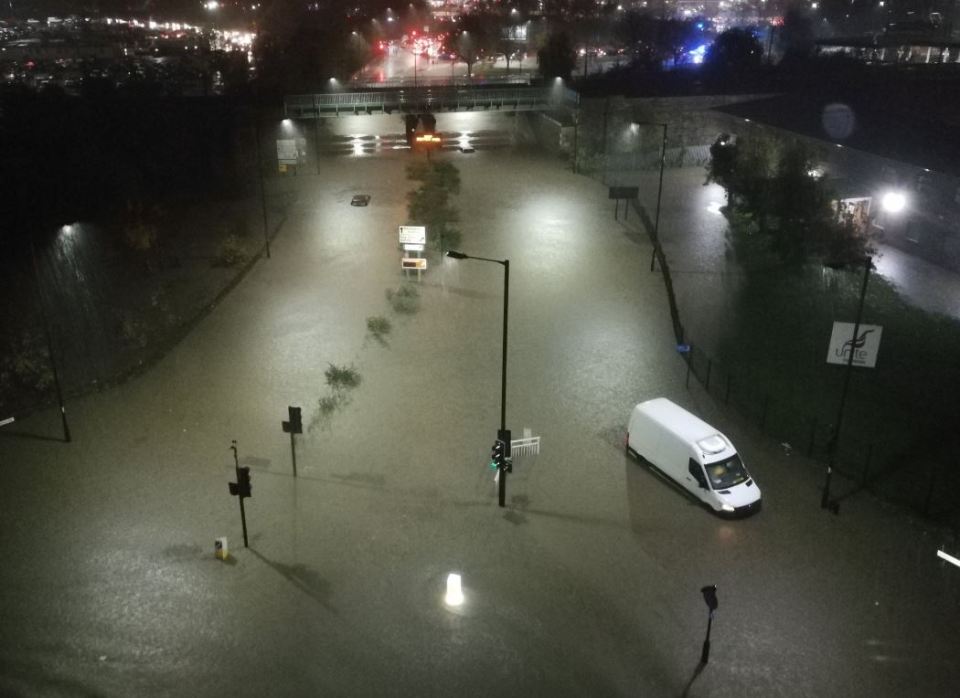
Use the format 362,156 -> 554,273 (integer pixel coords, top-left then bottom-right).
446,250 -> 511,507
253,117 -> 271,259
651,123 -> 667,272
633,122 -> 668,272
821,255 -> 873,513
28,230 -> 71,442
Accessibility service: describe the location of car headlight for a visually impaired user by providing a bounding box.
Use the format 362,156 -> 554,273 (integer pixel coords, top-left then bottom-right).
721,503 -> 735,513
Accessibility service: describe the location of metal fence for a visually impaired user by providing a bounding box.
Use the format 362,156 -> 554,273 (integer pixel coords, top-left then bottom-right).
680,334 -> 959,531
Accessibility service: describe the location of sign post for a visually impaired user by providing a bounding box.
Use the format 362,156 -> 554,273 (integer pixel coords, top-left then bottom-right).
826,322 -> 883,368
281,406 -> 303,477
228,440 -> 252,547
608,186 -> 639,221
399,226 -> 427,281
822,257 -> 876,513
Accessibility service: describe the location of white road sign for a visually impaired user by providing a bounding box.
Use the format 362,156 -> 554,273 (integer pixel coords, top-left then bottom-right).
826,322 -> 883,368
401,258 -> 428,270
403,243 -> 425,252
399,225 -> 426,245
276,139 -> 298,165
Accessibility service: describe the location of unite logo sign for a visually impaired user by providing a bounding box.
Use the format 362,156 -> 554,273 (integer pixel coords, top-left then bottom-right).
826,322 -> 884,368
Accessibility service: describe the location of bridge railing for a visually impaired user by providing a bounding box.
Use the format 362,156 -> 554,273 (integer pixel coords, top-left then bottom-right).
284,85 -> 579,118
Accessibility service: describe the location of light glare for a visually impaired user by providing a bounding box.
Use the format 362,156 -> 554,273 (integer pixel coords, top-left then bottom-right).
445,573 -> 464,606
937,549 -> 960,568
881,191 -> 906,213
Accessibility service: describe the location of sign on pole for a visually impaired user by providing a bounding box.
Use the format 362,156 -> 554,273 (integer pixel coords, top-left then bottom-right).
399,225 -> 426,245
401,258 -> 428,270
403,243 -> 425,252
826,322 -> 883,368
276,139 -> 298,165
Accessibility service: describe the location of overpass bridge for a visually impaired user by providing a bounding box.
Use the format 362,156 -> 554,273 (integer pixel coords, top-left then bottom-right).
284,85 -> 579,118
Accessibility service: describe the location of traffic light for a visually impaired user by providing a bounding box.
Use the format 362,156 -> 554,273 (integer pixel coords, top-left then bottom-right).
490,440 -> 504,470
237,466 -> 252,498
497,429 -> 512,473
283,405 -> 302,434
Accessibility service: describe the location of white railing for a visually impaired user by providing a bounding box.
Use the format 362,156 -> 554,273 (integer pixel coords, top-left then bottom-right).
510,436 -> 540,457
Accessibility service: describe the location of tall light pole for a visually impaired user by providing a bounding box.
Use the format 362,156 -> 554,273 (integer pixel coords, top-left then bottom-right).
446,250 -> 511,507
633,122 -> 668,271
28,229 -> 71,442
821,255 -> 873,513
253,116 -> 271,259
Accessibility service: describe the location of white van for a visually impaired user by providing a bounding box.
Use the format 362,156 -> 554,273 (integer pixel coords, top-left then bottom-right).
627,398 -> 761,516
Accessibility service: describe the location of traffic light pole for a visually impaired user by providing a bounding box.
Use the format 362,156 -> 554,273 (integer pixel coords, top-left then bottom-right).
231,440 -> 249,548
282,406 -> 302,478
447,251 -> 512,508
289,431 -> 298,478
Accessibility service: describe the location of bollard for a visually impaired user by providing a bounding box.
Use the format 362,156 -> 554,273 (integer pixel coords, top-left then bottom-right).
215,537 -> 229,560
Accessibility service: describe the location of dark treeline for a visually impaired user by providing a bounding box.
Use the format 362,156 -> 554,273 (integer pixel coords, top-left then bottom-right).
0,87 -> 249,248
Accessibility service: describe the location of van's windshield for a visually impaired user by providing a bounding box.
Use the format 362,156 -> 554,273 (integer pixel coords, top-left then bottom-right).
705,455 -> 749,489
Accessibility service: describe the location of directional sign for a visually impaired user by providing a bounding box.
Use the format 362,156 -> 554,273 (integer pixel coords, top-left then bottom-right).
609,186 -> 639,200
826,322 -> 883,368
401,258 -> 428,270
399,225 -> 426,245
276,139 -> 298,165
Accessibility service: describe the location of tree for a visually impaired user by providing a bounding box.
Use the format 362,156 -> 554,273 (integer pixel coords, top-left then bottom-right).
537,31 -> 577,80
704,134 -> 737,202
253,0 -> 365,95
777,4 -> 816,62
456,12 -> 501,77
406,162 -> 462,254
704,28 -> 763,79
709,136 -> 873,269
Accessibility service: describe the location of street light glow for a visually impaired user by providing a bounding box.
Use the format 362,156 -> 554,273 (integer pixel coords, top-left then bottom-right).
445,573 -> 464,606
881,191 -> 906,213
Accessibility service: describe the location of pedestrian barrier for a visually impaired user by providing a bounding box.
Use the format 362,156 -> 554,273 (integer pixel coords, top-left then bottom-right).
510,436 -> 540,457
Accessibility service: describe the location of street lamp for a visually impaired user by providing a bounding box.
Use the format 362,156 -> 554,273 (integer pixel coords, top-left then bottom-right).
446,250 -> 511,507
252,117 -> 271,259
28,227 -> 72,442
632,122 -> 668,272
881,190 -> 906,213
821,255 -> 873,513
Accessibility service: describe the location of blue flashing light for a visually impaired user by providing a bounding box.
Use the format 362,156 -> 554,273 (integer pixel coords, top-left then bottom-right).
688,43 -> 709,64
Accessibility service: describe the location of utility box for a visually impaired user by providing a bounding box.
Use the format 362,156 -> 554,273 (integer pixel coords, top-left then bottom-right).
215,537 -> 229,560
